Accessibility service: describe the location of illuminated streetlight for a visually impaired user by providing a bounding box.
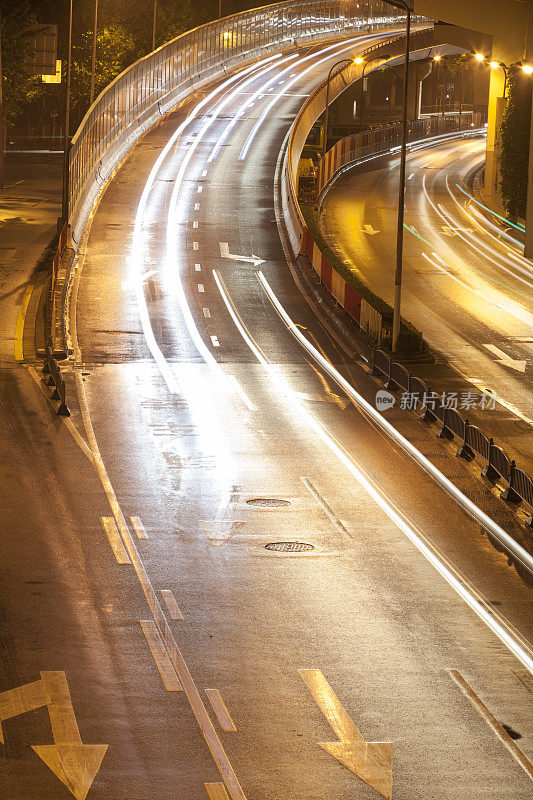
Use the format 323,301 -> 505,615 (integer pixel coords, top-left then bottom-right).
359,53 -> 391,126
522,63 -> 533,75
474,53 -> 485,62
433,54 -> 441,62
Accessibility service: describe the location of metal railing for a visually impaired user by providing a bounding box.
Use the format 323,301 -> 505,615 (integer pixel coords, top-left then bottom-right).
68,0 -> 410,244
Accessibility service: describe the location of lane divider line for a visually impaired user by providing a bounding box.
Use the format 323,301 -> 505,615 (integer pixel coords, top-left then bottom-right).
100,517 -> 132,564
300,477 -> 352,539
161,589 -> 184,620
14,283 -> 34,361
205,689 -> 237,732
131,516 -> 148,539
205,783 -> 230,800
448,669 -> 533,781
75,370 -> 248,800
140,620 -> 183,691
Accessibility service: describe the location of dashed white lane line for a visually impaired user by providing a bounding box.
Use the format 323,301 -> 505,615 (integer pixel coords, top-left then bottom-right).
205,689 -> 237,732
161,589 -> 184,621
195,263 -> 202,271
197,186 -> 203,193
198,283 -> 205,293
211,335 -> 220,347
101,517 -> 131,564
131,516 -> 148,539
193,221 -> 199,228
140,620 -> 183,691
193,241 -> 199,250
203,308 -> 211,318
202,169 -> 207,177
195,202 -> 200,210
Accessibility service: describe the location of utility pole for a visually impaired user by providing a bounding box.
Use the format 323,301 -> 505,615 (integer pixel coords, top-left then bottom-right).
90,0 -> 98,105
219,0 -> 222,19
0,5 -> 4,190
152,0 -> 157,51
61,0 -> 73,222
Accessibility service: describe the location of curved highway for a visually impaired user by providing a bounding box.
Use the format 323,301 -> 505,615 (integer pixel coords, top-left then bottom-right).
2,35 -> 532,800
319,135 -> 533,431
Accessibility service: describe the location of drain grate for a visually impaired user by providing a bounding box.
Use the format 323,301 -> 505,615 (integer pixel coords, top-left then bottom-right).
247,498 -> 291,508
264,542 -> 314,553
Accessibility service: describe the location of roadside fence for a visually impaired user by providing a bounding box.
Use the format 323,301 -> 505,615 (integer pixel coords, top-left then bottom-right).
370,348 -> 533,523
41,344 -> 70,416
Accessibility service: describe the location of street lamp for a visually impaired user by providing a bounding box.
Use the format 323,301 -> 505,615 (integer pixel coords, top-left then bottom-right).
358,54 -> 390,127
90,0 -> 98,105
490,60 -> 510,97
322,58 -> 360,157
61,0 -> 73,223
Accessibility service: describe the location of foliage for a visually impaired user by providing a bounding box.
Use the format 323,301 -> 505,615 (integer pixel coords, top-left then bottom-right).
1,0 -> 44,125
499,69 -> 531,220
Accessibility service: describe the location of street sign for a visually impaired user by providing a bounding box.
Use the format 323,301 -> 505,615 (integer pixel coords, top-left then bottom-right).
24,24 -> 57,76
42,60 -> 62,84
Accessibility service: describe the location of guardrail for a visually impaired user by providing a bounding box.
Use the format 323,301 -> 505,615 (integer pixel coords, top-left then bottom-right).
42,344 -> 70,416
370,348 -> 533,526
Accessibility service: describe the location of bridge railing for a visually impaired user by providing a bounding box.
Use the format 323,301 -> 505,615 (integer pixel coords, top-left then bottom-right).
68,0 -> 408,246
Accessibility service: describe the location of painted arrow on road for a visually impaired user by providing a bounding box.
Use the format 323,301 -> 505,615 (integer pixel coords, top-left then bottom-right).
219,242 -> 264,266
441,225 -> 474,236
484,344 -> 527,372
0,671 -> 108,800
361,224 -> 380,235
299,669 -> 392,799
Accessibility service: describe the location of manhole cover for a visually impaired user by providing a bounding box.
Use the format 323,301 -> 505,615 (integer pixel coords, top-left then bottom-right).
247,498 -> 291,507
264,542 -> 314,552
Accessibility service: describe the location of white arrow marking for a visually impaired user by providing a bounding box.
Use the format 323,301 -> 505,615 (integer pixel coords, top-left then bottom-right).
219,242 -> 264,266
441,225 -> 474,237
484,344 -> 527,372
300,669 -> 392,799
361,224 -> 380,235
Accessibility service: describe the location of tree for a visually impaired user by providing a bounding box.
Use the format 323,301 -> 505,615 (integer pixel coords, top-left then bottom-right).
499,69 -> 531,220
0,0 -> 43,126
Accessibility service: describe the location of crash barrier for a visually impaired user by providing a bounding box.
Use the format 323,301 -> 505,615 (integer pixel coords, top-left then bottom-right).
69,1 -> 416,248
42,345 -> 70,416
317,115 -> 485,196
370,348 -> 533,524
50,225 -> 75,358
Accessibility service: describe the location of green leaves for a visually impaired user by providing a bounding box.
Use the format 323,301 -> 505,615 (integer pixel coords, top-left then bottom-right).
499,70 -> 531,220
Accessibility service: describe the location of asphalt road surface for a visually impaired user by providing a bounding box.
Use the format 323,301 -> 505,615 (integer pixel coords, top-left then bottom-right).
1,35 -> 532,800
319,135 -> 533,427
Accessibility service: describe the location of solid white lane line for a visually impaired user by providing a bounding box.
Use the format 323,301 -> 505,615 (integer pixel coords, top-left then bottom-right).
140,620 -> 183,691
205,689 -> 237,732
100,516 -> 131,564
131,516 -> 148,539
161,589 -> 184,620
255,271 -> 533,673
448,669 -> 533,781
226,374 -> 256,412
300,477 -> 352,539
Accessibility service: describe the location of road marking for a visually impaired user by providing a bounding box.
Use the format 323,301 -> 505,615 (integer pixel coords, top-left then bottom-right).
299,669 -> 392,799
203,307 -> 211,318
219,241 -> 265,266
140,621 -> 183,691
211,335 -> 220,347
202,169 -> 208,177
0,672 -> 108,800
193,221 -> 199,228
193,241 -> 199,250
361,223 -> 379,235
513,670 -> 533,695
195,202 -> 200,210
448,669 -> 533,781
205,689 -> 237,732
300,477 -> 352,539
130,516 -> 148,539
407,173 -> 414,180
197,186 -> 203,193
195,263 -> 202,271
14,283 -> 34,361
100,517 -> 131,564
205,783 -> 230,800
226,374 -> 256,411
483,344 -> 526,372
198,283 -> 205,293
161,589 -> 184,620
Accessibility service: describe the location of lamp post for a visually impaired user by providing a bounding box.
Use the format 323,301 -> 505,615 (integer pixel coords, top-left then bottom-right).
387,0 -> 412,353
90,0 -> 99,105
61,0 -> 73,223
490,60 -> 510,97
152,0 -> 157,51
358,53 -> 390,127
322,58 -> 360,157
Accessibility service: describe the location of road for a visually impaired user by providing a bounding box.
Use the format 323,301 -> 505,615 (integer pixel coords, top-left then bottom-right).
1,37 -> 532,800
319,135 -> 533,430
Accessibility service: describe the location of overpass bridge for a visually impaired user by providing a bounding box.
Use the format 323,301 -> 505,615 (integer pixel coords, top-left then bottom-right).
2,4 -> 533,800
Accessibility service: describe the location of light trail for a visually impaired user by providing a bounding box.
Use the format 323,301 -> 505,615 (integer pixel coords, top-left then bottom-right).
214,267 -> 533,674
